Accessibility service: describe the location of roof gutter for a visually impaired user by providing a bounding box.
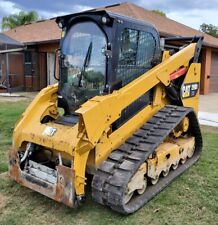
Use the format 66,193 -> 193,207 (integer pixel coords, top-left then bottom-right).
25,39 -> 60,46
160,31 -> 218,49
0,47 -> 26,54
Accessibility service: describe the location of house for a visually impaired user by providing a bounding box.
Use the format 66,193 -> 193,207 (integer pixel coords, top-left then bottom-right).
0,33 -> 25,91
0,19 -> 60,92
1,2 -> 218,94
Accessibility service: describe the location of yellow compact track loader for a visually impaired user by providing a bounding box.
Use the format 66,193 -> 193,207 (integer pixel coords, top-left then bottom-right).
9,10 -> 203,214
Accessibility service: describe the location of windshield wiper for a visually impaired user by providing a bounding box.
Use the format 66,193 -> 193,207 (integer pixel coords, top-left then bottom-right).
78,42 -> 93,87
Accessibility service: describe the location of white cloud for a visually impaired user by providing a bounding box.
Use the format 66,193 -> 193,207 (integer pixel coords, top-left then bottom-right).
137,0 -> 218,30
38,10 -> 68,19
167,9 -> 218,29
38,4 -> 92,19
0,0 -> 20,15
73,5 -> 92,13
137,0 -> 218,12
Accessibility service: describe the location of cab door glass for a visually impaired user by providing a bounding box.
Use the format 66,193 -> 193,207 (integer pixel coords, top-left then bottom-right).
116,28 -> 156,86
61,22 -> 107,110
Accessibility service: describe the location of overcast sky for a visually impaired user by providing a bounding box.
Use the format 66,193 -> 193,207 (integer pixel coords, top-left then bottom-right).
0,0 -> 217,30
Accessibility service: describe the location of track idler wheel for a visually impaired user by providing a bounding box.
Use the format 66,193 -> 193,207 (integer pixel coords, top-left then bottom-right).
151,176 -> 159,185
124,190 -> 134,205
162,168 -> 170,177
172,162 -> 179,170
181,157 -> 187,164
123,163 -> 147,204
137,178 -> 147,195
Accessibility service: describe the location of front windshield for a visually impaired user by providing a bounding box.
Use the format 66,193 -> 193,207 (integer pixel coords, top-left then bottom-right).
61,22 -> 107,111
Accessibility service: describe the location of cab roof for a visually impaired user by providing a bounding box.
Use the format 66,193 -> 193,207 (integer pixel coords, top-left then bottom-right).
56,10 -> 157,31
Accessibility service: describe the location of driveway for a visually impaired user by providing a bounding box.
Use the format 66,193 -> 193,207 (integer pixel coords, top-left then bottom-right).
0,92 -> 37,102
199,93 -> 218,127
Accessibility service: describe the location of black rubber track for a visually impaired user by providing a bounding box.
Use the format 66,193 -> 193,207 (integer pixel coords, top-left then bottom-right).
92,105 -> 203,214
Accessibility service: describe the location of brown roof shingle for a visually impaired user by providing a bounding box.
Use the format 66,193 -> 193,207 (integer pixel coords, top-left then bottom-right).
4,19 -> 61,44
3,2 -> 218,48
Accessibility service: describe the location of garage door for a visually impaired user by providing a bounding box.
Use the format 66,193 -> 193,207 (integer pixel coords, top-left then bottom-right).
210,51 -> 218,92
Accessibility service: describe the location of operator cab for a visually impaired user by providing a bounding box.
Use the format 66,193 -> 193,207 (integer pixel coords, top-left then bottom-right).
56,10 -> 161,122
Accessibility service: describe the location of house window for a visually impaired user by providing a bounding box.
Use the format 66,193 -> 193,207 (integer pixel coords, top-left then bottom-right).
0,62 -> 2,79
25,51 -> 32,62
24,51 -> 32,76
116,28 -> 156,86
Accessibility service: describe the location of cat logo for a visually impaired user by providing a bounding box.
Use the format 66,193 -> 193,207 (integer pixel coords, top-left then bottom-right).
42,126 -> 57,137
181,82 -> 199,99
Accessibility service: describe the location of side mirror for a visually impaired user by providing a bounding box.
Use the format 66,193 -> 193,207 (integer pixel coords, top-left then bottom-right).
54,49 -> 60,80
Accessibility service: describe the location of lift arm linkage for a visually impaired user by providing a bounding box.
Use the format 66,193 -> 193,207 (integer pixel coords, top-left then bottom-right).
76,43 -> 197,146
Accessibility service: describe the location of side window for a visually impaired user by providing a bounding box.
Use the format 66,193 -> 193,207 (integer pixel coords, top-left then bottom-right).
0,61 -> 2,79
24,51 -> 32,76
116,28 -> 156,86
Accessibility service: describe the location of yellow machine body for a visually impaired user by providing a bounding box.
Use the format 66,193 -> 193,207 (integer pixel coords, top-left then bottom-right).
9,41 -> 201,207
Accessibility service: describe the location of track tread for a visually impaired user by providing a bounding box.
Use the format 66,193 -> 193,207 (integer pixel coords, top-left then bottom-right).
92,105 -> 202,214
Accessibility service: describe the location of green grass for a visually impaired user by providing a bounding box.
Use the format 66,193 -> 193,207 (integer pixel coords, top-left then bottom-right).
0,101 -> 29,173
0,101 -> 218,225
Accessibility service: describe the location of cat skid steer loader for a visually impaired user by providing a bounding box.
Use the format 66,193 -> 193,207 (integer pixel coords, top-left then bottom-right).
9,10 -> 203,214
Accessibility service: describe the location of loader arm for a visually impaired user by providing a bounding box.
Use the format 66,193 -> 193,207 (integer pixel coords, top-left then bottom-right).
71,42 -> 200,196
76,43 -> 198,146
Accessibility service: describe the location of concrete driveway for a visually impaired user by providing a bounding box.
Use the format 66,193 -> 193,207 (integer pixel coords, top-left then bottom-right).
199,93 -> 218,127
0,92 -> 37,102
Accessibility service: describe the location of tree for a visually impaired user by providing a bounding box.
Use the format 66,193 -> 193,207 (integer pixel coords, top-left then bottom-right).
200,23 -> 218,38
2,11 -> 39,31
151,10 -> 166,17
